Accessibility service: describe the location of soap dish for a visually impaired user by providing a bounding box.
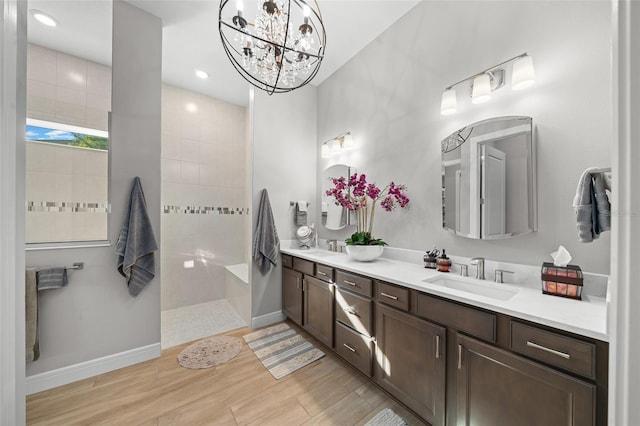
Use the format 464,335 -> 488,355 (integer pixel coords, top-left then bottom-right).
541,262 -> 583,300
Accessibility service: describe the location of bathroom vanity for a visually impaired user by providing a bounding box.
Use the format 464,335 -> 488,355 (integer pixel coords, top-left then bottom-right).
280,248 -> 608,426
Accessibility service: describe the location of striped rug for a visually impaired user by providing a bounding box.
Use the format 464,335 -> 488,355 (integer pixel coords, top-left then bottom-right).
243,323 -> 325,379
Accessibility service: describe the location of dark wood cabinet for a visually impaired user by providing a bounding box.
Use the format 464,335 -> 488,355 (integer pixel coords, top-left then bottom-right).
282,255 -> 607,426
376,303 -> 446,426
456,334 -> 596,426
303,275 -> 335,348
282,266 -> 303,326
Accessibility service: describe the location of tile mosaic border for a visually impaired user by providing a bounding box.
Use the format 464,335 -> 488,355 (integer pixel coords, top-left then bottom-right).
27,201 -> 109,213
163,205 -> 249,215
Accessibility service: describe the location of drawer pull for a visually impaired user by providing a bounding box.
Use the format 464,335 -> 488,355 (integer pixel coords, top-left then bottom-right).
296,277 -> 300,290
435,335 -> 440,359
458,344 -> 462,369
344,308 -> 359,317
380,292 -> 399,300
317,271 -> 327,276
343,343 -> 357,353
343,280 -> 357,287
526,341 -> 571,360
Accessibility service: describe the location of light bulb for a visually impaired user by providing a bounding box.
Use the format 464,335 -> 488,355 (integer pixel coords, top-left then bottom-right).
236,0 -> 244,12
303,5 -> 311,17
321,143 -> 330,158
342,133 -> 354,149
30,9 -> 57,27
195,69 -> 209,79
512,55 -> 536,91
440,88 -> 457,115
472,74 -> 491,104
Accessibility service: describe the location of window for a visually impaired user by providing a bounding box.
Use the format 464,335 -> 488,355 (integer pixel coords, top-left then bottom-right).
25,118 -> 109,244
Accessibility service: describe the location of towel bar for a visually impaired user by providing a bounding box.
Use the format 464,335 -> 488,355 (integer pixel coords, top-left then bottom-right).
65,262 -> 84,271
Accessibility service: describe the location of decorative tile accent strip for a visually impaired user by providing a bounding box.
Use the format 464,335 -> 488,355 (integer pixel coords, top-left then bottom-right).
163,205 -> 249,215
27,201 -> 109,213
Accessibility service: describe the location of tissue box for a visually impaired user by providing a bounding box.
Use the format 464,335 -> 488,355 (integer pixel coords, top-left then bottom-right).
541,262 -> 583,300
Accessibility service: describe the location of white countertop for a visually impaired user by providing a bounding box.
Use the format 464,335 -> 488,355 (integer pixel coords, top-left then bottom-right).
280,245 -> 609,342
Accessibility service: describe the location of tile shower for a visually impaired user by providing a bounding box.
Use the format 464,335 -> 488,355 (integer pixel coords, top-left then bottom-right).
27,43 -> 250,349
160,84 -> 250,346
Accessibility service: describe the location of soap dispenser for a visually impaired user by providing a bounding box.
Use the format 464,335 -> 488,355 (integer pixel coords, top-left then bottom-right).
437,249 -> 451,272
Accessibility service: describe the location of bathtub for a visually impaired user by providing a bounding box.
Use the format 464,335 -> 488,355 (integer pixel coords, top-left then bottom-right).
224,263 -> 250,326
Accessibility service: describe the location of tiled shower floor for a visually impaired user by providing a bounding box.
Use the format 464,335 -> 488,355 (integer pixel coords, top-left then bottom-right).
161,299 -> 247,349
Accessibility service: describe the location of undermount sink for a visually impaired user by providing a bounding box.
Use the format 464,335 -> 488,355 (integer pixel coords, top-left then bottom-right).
294,249 -> 337,257
423,275 -> 518,301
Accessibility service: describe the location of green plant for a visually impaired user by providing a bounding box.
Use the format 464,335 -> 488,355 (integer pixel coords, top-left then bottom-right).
345,231 -> 387,246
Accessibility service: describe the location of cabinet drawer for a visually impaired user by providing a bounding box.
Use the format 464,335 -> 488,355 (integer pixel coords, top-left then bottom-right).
335,321 -> 373,377
315,264 -> 334,282
335,270 -> 373,297
511,321 -> 596,380
281,254 -> 293,269
335,288 -> 373,337
376,281 -> 409,311
414,293 -> 496,343
293,257 -> 314,275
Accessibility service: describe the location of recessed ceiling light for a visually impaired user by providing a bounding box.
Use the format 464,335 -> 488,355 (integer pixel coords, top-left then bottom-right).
195,69 -> 209,79
30,9 -> 57,27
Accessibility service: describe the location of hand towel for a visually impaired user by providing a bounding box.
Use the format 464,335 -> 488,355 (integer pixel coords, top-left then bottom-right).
296,201 -> 308,226
25,268 -> 39,362
573,168 -> 597,242
593,172 -> 611,232
321,202 -> 328,225
116,177 -> 158,297
253,189 -> 280,274
36,267 -> 68,290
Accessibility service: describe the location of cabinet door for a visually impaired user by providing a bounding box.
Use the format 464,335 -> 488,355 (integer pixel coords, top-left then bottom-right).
282,267 -> 303,326
375,303 -> 446,426
456,334 -> 595,426
303,275 -> 334,348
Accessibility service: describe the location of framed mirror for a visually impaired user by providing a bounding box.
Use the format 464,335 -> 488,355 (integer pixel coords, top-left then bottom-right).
441,116 -> 536,239
322,164 -> 354,230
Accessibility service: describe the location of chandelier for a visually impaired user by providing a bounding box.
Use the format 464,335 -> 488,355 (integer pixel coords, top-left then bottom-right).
218,0 -> 326,94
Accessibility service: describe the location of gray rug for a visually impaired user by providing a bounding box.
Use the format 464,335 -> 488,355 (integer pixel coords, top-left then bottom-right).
365,408 -> 408,426
243,323 -> 324,379
177,335 -> 242,369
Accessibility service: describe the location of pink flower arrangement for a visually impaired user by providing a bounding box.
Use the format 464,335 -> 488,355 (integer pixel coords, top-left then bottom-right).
326,172 -> 410,245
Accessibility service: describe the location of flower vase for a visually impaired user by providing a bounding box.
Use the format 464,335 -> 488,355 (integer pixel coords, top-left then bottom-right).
345,245 -> 384,262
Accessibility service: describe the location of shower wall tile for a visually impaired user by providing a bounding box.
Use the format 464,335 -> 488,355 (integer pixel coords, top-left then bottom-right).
161,83 -> 247,311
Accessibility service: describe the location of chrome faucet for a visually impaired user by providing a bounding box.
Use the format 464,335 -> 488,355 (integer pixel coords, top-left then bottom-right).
470,257 -> 485,280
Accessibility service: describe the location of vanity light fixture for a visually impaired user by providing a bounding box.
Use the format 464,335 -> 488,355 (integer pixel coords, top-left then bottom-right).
440,53 -> 535,115
321,132 -> 354,158
30,9 -> 57,27
218,0 -> 326,95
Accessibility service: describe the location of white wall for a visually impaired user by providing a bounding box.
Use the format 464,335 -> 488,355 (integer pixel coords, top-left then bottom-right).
24,1 -> 162,384
161,84 -> 247,310
317,1 -> 612,274
0,0 -> 27,423
251,85 -> 317,325
610,0 -> 640,423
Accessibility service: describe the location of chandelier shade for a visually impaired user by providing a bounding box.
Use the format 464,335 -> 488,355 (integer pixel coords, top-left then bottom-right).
219,0 -> 326,95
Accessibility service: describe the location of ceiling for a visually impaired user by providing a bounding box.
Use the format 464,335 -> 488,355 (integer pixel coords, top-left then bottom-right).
27,0 -> 419,106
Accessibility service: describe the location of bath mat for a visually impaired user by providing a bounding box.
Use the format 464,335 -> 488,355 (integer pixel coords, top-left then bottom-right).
242,323 -> 324,379
177,335 -> 242,369
365,408 -> 408,426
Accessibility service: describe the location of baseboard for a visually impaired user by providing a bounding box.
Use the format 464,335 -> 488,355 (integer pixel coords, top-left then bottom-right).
25,343 -> 161,395
251,311 -> 286,329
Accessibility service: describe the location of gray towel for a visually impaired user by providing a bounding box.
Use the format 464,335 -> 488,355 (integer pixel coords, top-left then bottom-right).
593,173 -> 611,232
25,269 -> 39,362
36,267 -> 68,290
574,169 -> 595,242
295,203 -> 307,226
253,189 -> 280,274
116,177 -> 158,297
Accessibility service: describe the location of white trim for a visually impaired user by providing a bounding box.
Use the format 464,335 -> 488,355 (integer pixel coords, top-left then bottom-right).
251,311 -> 286,329
25,343 -> 161,395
